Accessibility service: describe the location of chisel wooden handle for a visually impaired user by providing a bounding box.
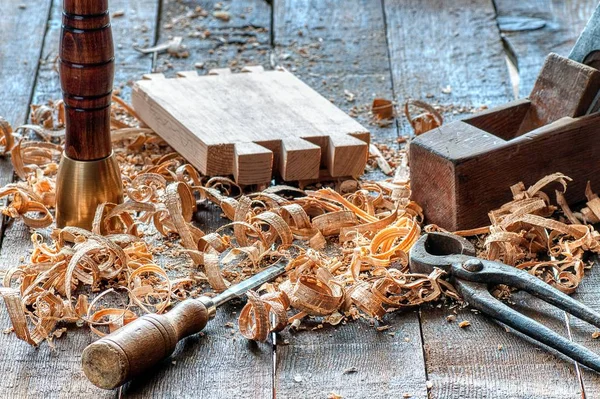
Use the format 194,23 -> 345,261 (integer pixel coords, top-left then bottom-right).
60,0 -> 114,161
82,298 -> 215,389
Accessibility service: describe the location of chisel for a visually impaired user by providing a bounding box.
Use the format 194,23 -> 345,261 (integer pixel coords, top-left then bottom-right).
81,261 -> 287,389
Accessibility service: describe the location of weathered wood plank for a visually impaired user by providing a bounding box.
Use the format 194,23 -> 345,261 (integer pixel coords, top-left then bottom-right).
492,1 -> 600,393
0,0 -> 52,212
273,1 -> 427,398
422,299 -> 582,398
385,0 -> 513,134
154,0 -> 272,75
118,1 -> 275,397
569,264 -> 600,393
385,1 -> 584,397
277,311 -> 427,399
0,2 -> 53,398
0,1 -> 160,398
495,0 -> 598,97
0,0 -> 49,125
273,0 -> 398,148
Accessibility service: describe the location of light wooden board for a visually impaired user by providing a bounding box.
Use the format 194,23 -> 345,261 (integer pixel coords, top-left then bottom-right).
131,68 -> 370,184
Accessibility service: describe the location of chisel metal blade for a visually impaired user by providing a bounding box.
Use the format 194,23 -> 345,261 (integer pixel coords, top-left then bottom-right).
569,2 -> 600,64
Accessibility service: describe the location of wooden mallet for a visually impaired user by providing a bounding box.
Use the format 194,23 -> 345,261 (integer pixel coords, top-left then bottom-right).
55,0 -> 123,229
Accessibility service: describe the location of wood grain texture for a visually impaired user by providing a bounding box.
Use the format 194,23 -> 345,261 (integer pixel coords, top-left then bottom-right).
410,54 -> 600,230
273,1 -> 428,397
131,69 -> 370,184
280,137 -> 321,181
388,1 -> 586,397
277,311 -> 428,399
0,11 -> 53,398
568,262 -> 600,394
154,0 -> 272,75
60,0 -> 114,160
517,53 -> 600,133
0,0 -> 51,191
0,1 -> 159,397
422,300 -> 582,398
495,0 -> 598,97
384,0 -> 513,134
273,0 -> 399,151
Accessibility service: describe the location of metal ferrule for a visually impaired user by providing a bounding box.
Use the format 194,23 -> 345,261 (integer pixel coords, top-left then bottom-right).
197,296 -> 217,320
55,152 -> 124,229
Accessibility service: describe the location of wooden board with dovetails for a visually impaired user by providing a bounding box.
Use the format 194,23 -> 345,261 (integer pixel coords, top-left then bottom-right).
131,67 -> 370,185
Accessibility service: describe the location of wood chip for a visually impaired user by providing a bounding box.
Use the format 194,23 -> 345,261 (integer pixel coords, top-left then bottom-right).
404,99 -> 443,135
458,320 -> 471,328
213,11 -> 231,21
371,98 -> 394,120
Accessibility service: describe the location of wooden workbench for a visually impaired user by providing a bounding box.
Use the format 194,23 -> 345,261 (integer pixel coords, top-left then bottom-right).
1,0 -> 600,397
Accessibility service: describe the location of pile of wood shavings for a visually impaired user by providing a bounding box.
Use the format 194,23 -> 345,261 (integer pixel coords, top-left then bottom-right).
435,173 -> 600,295
0,99 -> 599,347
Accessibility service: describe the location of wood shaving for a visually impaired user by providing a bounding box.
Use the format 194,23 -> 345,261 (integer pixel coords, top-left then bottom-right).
432,172 -> 600,295
0,98 -> 599,348
134,36 -> 189,58
404,99 -> 443,135
371,98 -> 395,120
213,11 -> 231,21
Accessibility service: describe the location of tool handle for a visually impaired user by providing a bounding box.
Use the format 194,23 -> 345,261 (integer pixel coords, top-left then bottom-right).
60,0 -> 114,161
81,298 -> 213,390
457,279 -> 600,373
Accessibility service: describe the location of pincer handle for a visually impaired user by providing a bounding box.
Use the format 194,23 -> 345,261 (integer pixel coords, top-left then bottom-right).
82,297 -> 215,389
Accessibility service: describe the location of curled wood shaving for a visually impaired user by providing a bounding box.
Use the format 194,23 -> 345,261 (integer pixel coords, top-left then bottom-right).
404,99 -> 443,135
1,97 -> 598,348
450,172 -> 600,294
371,98 -> 395,120
0,117 -> 16,154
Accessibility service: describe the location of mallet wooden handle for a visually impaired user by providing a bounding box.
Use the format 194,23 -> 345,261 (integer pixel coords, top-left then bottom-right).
60,0 -> 114,161
82,298 -> 215,389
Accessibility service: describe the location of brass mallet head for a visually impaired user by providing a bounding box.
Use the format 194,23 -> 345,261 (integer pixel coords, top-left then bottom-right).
55,153 -> 123,229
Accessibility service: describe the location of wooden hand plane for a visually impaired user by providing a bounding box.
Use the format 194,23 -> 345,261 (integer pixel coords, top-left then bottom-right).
409,5 -> 600,231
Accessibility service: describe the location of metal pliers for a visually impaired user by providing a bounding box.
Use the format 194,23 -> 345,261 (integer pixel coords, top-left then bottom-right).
410,232 -> 600,371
